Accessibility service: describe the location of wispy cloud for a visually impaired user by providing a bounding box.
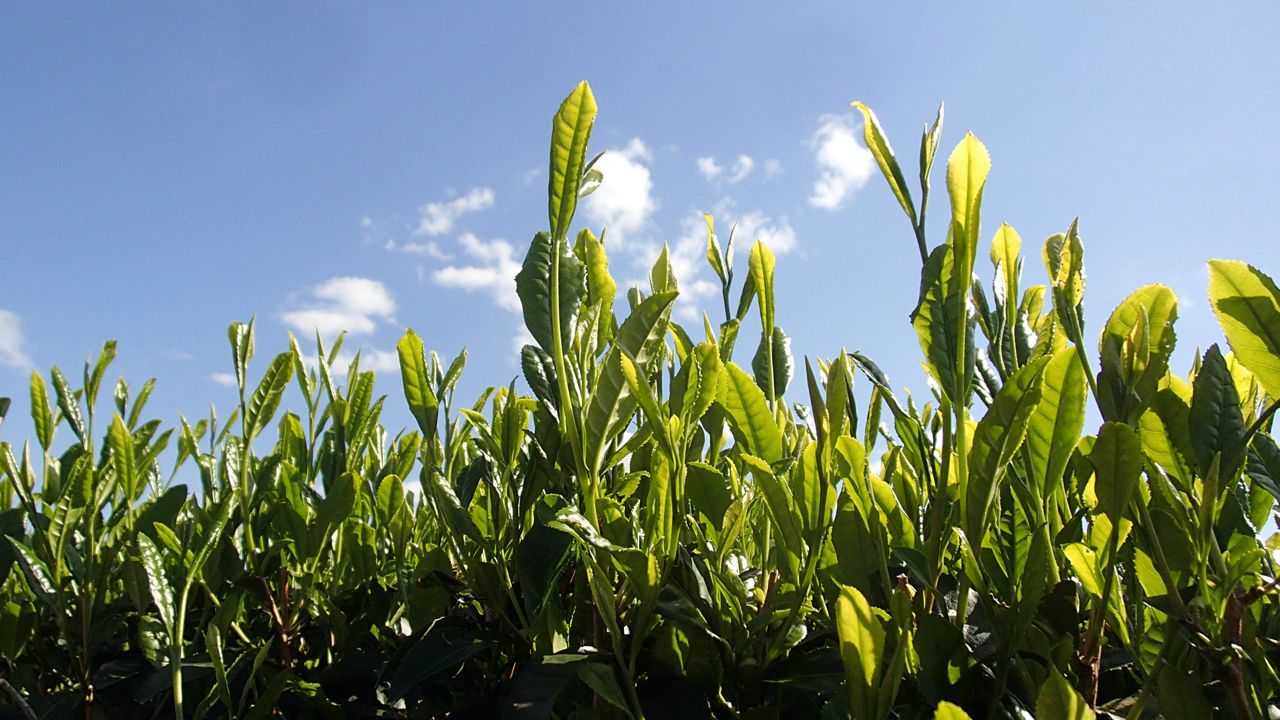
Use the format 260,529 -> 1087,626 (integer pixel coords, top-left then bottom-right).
389,238 -> 452,260
583,138 -> 657,245
697,154 -> 755,184
415,187 -> 495,236
0,309 -> 33,369
211,372 -> 237,387
281,277 -> 397,337
431,233 -> 523,312
809,115 -> 874,209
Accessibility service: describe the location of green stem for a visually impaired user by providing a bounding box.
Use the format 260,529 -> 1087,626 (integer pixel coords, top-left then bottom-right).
171,583 -> 192,718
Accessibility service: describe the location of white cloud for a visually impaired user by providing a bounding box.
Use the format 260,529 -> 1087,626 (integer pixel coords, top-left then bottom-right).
211,372 -> 237,387
697,154 -> 754,185
281,277 -> 397,337
697,157 -> 722,182
583,138 -> 656,245
731,208 -> 797,255
432,233 -> 522,312
809,115 -> 875,209
764,159 -> 783,179
0,309 -> 33,369
415,187 -> 495,236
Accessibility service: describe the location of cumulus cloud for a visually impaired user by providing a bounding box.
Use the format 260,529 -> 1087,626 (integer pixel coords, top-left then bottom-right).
731,208 -> 797,255
415,187 -> 495,236
697,154 -> 754,185
582,139 -> 656,244
431,233 -> 523,312
281,277 -> 397,337
809,115 -> 875,209
697,157 -> 722,182
0,309 -> 33,369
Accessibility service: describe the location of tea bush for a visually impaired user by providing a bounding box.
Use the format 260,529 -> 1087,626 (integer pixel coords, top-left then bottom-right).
3,82 -> 1280,719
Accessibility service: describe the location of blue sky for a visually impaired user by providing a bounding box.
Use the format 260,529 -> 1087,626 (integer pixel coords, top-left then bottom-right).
2,4 -> 1278,442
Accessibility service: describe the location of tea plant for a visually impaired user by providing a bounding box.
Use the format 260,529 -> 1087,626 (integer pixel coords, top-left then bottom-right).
2,82 -> 1279,719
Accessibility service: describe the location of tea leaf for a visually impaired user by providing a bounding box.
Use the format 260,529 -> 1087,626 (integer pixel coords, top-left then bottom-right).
548,81 -> 597,241
1208,259 -> 1280,398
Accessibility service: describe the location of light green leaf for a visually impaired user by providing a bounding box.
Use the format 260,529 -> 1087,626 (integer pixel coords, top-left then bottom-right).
376,474 -> 404,524
934,701 -> 973,720
619,351 -> 668,445
1026,348 -> 1087,497
228,319 -> 255,392
1063,543 -> 1104,598
1044,225 -> 1086,341
548,81 -> 597,241
1035,670 -> 1095,720
577,228 -> 616,315
748,241 -> 776,334
739,452 -> 803,571
397,329 -> 440,435
717,362 -> 783,463
1097,285 -> 1178,423
966,356 -> 1048,543
704,213 -> 726,285
835,584 -> 885,719
583,291 -> 677,472
29,372 -> 53,451
1208,259 -> 1280,399
650,243 -> 677,294
852,101 -> 916,226
945,132 -> 990,276
680,342 -> 723,427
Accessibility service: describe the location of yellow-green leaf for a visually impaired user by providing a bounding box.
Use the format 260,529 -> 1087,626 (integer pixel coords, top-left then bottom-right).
1026,348 -> 1087,497
717,362 -> 783,463
1035,670 -> 1095,720
1207,259 -> 1280,399
397,329 -> 439,435
548,81 -> 597,241
852,101 -> 916,225
945,132 -> 990,275
835,584 -> 885,719
934,701 -> 973,720
748,241 -> 776,334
